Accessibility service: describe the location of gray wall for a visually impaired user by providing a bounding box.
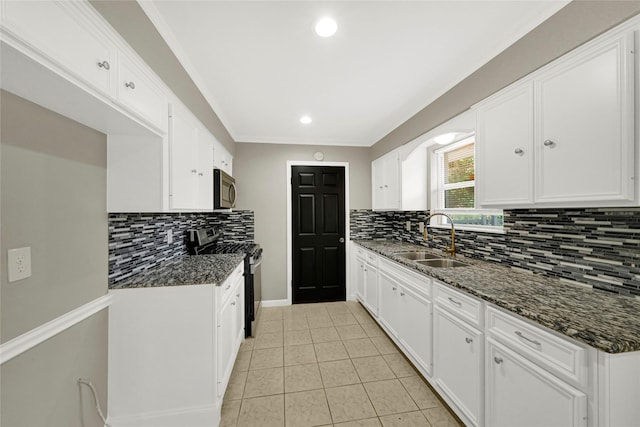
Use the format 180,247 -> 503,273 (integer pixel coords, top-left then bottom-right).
234,143 -> 371,301
89,0 -> 235,155
371,0 -> 640,158
1,91 -> 108,427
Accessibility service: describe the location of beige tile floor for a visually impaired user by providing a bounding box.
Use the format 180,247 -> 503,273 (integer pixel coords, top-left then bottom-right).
220,301 -> 463,427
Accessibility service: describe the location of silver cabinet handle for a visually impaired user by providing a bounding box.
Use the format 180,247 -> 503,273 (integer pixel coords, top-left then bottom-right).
392,286 -> 397,291
191,169 -> 197,174
97,60 -> 110,70
198,172 -> 203,176
515,331 -> 541,346
448,297 -> 462,307
494,356 -> 503,364
231,301 -> 236,306
125,81 -> 136,89
384,185 -> 388,188
465,337 -> 473,344
543,139 -> 555,147
400,292 -> 405,296
236,293 -> 240,298
514,148 -> 524,155
226,284 -> 231,290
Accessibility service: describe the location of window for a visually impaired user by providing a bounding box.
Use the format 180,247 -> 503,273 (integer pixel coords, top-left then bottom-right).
432,136 -> 503,231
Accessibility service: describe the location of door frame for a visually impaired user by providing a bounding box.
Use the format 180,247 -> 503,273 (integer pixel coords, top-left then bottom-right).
286,161 -> 350,306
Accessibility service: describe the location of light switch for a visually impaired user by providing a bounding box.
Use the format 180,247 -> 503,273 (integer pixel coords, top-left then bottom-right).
8,247 -> 32,282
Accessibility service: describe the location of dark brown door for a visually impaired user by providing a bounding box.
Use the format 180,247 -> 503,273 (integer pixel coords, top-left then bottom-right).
292,166 -> 346,303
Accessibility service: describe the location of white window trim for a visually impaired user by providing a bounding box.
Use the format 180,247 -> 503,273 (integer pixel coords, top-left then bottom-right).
430,136 -> 504,233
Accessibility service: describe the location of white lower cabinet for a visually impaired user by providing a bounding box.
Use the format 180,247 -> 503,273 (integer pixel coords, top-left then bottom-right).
216,265 -> 244,398
486,338 -> 587,427
363,254 -> 379,316
398,284 -> 432,377
108,261 -> 244,427
434,305 -> 484,427
351,244 -> 640,427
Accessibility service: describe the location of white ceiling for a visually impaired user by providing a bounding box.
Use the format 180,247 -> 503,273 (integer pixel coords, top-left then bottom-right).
141,1 -> 569,147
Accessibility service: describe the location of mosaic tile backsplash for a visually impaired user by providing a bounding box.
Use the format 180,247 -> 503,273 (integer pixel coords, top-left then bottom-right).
351,208 -> 640,296
108,210 -> 254,285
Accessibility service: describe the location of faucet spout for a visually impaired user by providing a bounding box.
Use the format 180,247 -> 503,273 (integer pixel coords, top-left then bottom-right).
424,213 -> 456,258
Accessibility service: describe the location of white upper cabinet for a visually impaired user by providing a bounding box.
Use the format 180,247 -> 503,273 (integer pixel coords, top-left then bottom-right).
2,0 -> 116,97
117,54 -> 169,133
372,149 -> 401,210
476,83 -> 535,207
535,32 -> 635,205
169,104 -> 214,210
476,25 -> 637,208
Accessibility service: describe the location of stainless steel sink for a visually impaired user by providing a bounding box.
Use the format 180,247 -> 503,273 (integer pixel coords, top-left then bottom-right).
395,251 -> 441,261
415,258 -> 469,268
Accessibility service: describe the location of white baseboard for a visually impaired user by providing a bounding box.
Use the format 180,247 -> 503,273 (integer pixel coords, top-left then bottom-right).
107,403 -> 219,427
261,299 -> 290,307
0,294 -> 112,365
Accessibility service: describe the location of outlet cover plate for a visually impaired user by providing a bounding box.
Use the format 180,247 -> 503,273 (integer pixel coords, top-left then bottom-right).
8,247 -> 32,282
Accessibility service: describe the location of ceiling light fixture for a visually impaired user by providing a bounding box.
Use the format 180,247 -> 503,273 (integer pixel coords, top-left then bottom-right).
434,133 -> 456,145
315,17 -> 337,38
300,115 -> 312,124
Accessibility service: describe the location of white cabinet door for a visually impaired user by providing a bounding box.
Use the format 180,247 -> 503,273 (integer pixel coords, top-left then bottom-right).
486,339 -> 587,427
169,108 -> 199,209
216,294 -> 234,398
535,33 -> 635,204
434,307 -> 483,426
355,255 -> 366,301
198,131 -> 214,209
2,0 -> 116,97
117,54 -> 168,133
399,285 -> 433,377
378,272 -> 401,337
372,150 -> 400,210
364,264 -> 378,316
476,83 -> 534,207
233,275 -> 245,348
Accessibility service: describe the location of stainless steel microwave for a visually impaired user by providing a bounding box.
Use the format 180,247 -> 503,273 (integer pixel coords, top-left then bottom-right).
214,169 -> 237,209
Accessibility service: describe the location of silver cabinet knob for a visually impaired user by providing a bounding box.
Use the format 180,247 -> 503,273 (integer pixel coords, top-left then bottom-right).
448,297 -> 462,307
339,237 -> 345,243
231,301 -> 236,306
384,185 -> 388,188
198,172 -> 204,176
400,292 -> 405,296
494,356 -> 503,364
97,60 -> 110,70
543,139 -> 556,147
191,169 -> 197,174
125,81 -> 136,90
392,286 -> 397,291
514,148 -> 524,155
465,337 -> 473,344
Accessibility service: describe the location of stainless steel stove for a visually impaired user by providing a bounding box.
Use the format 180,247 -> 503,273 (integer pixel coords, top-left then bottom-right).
187,228 -> 262,337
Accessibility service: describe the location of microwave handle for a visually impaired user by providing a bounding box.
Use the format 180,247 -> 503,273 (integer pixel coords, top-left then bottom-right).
229,182 -> 237,208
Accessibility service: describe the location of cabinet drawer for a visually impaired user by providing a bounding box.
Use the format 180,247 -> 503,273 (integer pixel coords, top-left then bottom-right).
487,307 -> 588,386
365,251 -> 378,266
434,282 -> 483,328
379,257 -> 431,298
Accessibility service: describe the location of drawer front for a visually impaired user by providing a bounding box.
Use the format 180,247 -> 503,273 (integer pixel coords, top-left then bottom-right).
379,257 -> 431,298
365,251 -> 378,266
434,282 -> 483,328
487,307 -> 587,386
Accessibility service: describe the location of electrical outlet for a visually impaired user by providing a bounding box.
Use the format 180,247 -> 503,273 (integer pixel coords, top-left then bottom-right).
418,222 -> 425,232
405,221 -> 411,231
8,247 -> 32,282
167,229 -> 173,244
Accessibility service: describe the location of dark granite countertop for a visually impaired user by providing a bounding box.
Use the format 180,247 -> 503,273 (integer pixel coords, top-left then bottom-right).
354,239 -> 640,354
109,254 -> 245,289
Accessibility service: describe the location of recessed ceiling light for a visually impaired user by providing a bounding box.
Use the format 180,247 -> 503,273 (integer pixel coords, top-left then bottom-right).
300,115 -> 312,124
315,17 -> 337,38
